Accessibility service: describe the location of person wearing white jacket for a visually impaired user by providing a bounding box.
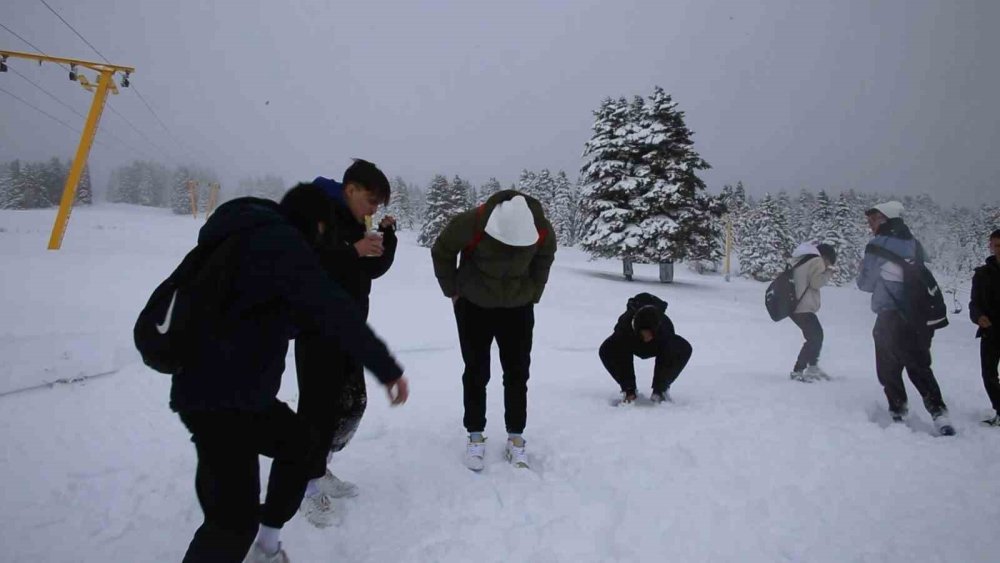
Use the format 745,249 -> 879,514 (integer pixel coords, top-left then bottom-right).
788,242 -> 837,382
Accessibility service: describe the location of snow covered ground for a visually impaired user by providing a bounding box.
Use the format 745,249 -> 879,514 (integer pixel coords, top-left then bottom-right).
1,204 -> 998,563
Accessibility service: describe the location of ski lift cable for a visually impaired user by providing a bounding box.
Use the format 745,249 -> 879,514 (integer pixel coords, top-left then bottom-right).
0,20 -> 69,71
1,20 -> 179,163
6,67 -> 160,161
37,0 -> 112,64
0,84 -> 162,162
36,0 -> 203,164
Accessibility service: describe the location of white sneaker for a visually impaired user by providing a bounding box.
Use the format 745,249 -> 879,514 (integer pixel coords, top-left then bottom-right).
789,370 -> 811,383
804,365 -> 830,380
505,438 -> 529,469
245,542 -> 290,563
650,390 -> 671,404
464,437 -> 486,472
933,413 -> 956,436
298,492 -> 340,528
616,391 -> 638,406
317,470 -> 359,498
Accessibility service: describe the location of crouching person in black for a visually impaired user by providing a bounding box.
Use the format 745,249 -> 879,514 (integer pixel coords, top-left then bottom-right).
599,293 -> 692,405
171,185 -> 408,563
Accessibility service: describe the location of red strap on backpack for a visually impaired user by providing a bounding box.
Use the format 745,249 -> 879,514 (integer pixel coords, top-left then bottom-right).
463,205 -> 487,257
536,227 -> 548,246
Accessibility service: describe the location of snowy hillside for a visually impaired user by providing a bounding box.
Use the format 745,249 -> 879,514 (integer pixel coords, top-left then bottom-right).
1,205 -> 998,562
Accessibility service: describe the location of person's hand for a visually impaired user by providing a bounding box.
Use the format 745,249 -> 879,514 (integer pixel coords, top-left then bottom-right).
354,233 -> 384,257
379,216 -> 397,230
979,315 -> 993,329
386,376 -> 409,406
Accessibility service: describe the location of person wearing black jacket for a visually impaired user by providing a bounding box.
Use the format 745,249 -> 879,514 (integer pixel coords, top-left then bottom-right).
971,229 -> 1000,426
598,293 -> 693,405
294,160 -> 398,527
171,188 -> 408,563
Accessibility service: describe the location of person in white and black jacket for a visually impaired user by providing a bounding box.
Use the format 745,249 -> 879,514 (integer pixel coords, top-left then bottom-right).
787,242 -> 836,382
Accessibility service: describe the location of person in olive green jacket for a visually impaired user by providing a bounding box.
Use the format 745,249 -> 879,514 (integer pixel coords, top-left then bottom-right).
431,190 -> 556,471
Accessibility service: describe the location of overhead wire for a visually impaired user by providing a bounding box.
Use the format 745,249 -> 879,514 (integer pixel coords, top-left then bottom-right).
0,84 -> 82,134
130,84 -> 194,159
103,104 -> 181,161
35,0 -> 201,163
37,0 -> 111,64
0,20 -> 69,70
8,67 -> 86,119
0,19 -> 178,162
7,67 -> 160,160
0,84 -> 160,162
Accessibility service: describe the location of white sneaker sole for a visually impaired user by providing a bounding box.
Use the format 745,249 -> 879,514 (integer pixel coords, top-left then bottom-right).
299,497 -> 342,529
321,481 -> 359,499
505,451 -> 529,469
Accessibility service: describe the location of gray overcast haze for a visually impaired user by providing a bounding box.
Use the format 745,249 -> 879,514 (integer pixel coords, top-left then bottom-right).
1,0 -> 997,204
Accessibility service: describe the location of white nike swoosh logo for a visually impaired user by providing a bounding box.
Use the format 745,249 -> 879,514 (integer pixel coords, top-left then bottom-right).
928,287 -> 940,297
156,290 -> 179,335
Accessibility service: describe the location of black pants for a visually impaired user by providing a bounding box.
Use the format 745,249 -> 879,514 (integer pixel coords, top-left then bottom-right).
177,402 -> 320,563
872,311 -> 947,417
790,312 -> 823,372
599,335 -> 692,394
981,337 -> 1000,413
454,298 -> 534,434
295,335 -> 368,480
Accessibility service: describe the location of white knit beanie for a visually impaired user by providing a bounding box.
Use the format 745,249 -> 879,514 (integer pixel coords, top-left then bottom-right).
868,201 -> 905,219
484,196 -> 538,247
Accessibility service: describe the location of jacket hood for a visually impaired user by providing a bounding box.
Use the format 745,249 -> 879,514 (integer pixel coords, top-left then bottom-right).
198,197 -> 286,246
875,217 -> 914,240
791,242 -> 819,259
313,176 -> 347,207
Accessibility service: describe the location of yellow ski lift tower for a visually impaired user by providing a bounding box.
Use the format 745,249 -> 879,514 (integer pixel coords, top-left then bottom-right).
0,49 -> 134,250
206,182 -> 220,217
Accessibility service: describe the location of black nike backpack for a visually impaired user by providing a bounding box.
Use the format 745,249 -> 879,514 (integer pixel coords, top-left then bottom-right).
864,243 -> 949,332
133,235 -> 242,375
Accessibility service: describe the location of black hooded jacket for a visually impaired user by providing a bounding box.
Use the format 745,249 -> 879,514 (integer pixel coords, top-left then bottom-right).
315,199 -> 397,318
971,255 -> 1000,341
610,294 -> 676,359
169,198 -> 402,412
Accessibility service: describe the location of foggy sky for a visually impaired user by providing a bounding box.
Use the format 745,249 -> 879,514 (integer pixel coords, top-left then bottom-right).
1,0 -> 997,205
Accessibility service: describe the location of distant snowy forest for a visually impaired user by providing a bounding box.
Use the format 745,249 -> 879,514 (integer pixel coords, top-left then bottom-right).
2,85 -> 997,295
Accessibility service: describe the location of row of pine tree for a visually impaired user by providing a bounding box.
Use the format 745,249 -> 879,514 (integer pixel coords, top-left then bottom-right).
4,84 -> 997,294
106,161 -> 221,214
0,158 -> 92,209
724,181 -> 1000,301
414,171 -> 585,248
